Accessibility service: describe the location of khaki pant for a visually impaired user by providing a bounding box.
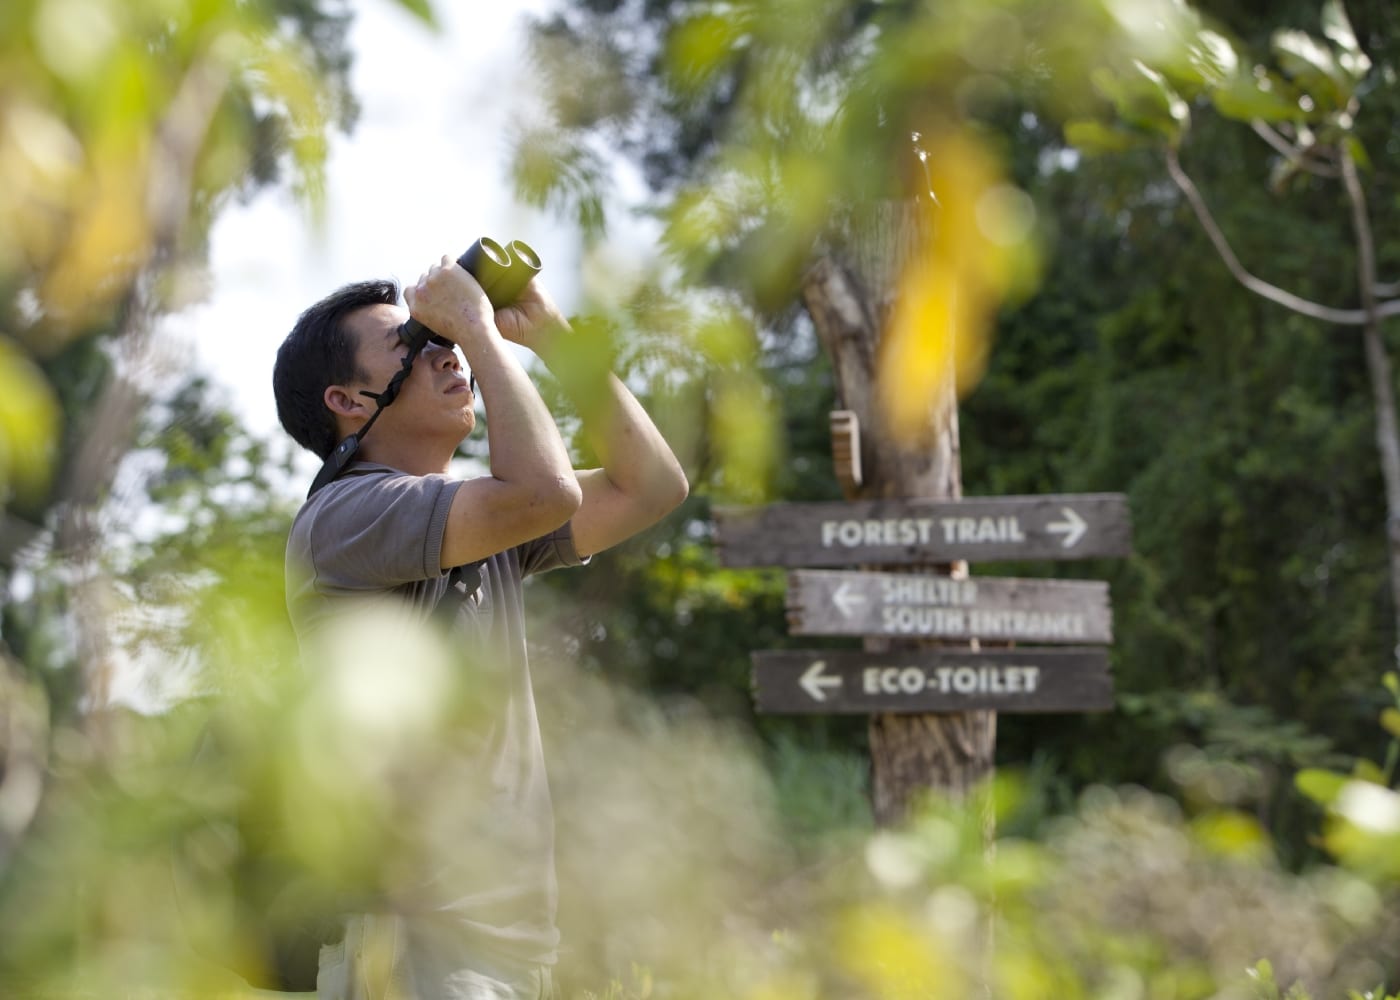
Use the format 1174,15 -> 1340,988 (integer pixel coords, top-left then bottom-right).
317,915 -> 555,1000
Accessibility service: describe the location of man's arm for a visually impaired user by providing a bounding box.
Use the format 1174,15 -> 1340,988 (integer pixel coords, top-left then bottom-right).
405,258 -> 582,568
501,303 -> 689,558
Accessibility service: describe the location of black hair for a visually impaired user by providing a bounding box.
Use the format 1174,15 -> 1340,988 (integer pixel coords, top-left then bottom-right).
273,279 -> 400,458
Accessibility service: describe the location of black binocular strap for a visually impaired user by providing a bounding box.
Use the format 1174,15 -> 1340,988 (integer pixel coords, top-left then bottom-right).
306,322 -> 484,617
435,561 -> 484,623
306,327 -> 428,498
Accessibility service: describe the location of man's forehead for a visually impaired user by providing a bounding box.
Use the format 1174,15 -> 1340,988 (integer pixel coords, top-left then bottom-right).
345,302 -> 407,342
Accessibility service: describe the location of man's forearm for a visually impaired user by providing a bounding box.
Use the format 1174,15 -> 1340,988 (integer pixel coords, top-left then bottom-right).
470,339 -> 576,490
537,332 -> 687,510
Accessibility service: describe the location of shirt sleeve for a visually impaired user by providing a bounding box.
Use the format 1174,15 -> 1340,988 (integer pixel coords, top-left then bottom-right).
515,521 -> 590,579
306,469 -> 462,589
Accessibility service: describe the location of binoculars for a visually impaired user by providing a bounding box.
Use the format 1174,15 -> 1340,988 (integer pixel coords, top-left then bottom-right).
458,237 -> 542,307
398,237 -> 542,351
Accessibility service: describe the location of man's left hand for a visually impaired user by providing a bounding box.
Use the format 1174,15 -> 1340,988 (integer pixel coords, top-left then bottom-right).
493,281 -> 569,354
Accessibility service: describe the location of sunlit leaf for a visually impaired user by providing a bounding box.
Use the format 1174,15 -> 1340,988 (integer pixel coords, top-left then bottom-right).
1190,809 -> 1271,861
1063,119 -> 1153,155
1334,781 -> 1400,834
1295,767 -> 1347,805
1272,28 -> 1352,112
1320,0 -> 1370,79
712,372 -> 778,502
1351,758 -> 1386,784
836,902 -> 959,999
877,128 -> 1039,444
387,0 -> 439,28
1211,69 -> 1303,124
0,335 -> 60,504
665,10 -> 750,99
1089,63 -> 1189,142
1185,29 -> 1238,87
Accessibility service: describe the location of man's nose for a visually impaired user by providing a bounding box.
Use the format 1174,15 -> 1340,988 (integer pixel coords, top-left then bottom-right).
426,342 -> 461,371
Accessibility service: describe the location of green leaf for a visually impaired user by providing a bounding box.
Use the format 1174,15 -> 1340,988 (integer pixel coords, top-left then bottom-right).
1295,767 -> 1347,805
1272,29 -> 1352,112
1381,708 -> 1400,740
1063,119 -> 1154,155
666,11 -> 749,98
1132,60 -> 1191,130
1352,759 -> 1386,784
1211,70 -> 1302,123
1320,0 -> 1371,80
387,0 -> 438,28
1190,810 -> 1270,861
1344,135 -> 1370,170
1183,29 -> 1238,89
1089,63 -> 1188,143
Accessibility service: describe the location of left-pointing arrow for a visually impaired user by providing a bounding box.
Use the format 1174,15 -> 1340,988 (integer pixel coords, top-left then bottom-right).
831,581 -> 867,618
800,660 -> 843,702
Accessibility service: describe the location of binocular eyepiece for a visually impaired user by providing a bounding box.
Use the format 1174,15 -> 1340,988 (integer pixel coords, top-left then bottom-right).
398,237 -> 542,352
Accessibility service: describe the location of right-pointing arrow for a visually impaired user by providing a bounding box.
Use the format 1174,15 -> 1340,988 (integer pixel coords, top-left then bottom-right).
800,660 -> 843,702
1047,507 -> 1087,548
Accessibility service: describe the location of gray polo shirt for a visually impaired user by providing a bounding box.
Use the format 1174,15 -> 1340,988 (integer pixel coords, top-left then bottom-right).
284,461 -> 585,977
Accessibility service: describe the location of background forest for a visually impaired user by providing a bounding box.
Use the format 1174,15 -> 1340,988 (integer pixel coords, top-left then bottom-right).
1,0 -> 1399,996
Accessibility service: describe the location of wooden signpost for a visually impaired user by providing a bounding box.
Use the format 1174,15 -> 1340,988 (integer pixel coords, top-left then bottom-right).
713,494 -> 1133,566
738,200 -> 1136,824
785,570 -> 1112,644
720,508 -> 1128,720
752,648 -> 1113,714
722,518 -> 1125,722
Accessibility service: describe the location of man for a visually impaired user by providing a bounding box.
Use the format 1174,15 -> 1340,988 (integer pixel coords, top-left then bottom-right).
272,253 -> 689,999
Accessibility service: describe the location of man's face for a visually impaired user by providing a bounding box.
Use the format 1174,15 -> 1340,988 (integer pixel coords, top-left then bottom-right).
339,302 -> 476,444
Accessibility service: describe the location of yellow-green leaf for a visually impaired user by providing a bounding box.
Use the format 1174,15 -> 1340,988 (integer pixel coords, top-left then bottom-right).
1296,767 -> 1347,805
1211,70 -> 1302,124
1063,119 -> 1152,155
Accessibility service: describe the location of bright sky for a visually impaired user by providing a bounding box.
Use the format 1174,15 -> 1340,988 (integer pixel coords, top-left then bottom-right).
161,0 -> 584,479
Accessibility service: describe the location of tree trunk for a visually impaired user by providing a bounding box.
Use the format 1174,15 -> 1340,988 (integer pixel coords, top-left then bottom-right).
800,201 -> 995,827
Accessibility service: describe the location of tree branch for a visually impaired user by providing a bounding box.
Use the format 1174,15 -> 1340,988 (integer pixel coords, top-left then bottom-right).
1164,147 -> 1400,324
1250,121 -> 1340,178
1340,147 -> 1381,318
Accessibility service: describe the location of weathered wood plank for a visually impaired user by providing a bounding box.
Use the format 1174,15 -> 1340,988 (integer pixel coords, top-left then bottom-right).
714,494 -> 1133,567
752,648 -> 1114,715
787,570 -> 1113,643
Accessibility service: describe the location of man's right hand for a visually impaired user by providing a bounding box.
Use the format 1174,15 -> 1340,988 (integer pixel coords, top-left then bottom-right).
402,254 -> 495,347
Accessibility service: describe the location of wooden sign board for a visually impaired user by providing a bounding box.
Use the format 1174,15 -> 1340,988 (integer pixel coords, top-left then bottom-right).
714,494 -> 1132,567
787,570 -> 1112,644
752,648 -> 1113,715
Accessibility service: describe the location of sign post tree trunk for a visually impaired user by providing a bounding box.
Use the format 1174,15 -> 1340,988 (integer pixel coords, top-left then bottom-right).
799,202 -> 994,825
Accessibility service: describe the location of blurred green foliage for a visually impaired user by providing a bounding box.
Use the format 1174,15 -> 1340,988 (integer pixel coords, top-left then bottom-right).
2,0 -> 1400,995
515,0 -> 1400,872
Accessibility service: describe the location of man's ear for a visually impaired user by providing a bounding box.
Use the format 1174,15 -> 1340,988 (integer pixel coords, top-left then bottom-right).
324,384 -> 371,421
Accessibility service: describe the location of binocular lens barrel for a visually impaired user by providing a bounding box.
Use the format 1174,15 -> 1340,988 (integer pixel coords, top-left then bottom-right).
457,238 -> 513,304
490,240 -> 542,306
456,237 -> 540,308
